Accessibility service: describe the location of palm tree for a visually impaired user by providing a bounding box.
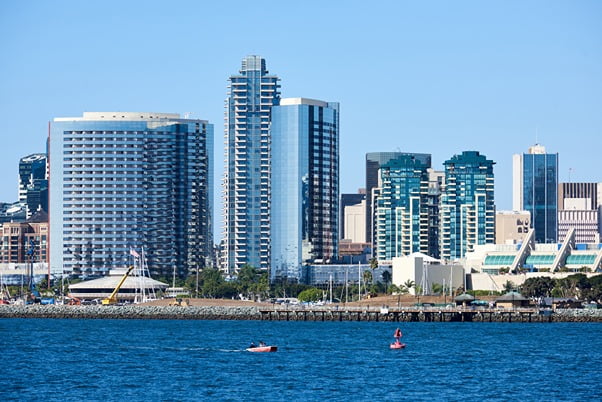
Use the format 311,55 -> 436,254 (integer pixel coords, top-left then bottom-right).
403,279 -> 415,295
363,270 -> 373,296
503,280 -> 516,293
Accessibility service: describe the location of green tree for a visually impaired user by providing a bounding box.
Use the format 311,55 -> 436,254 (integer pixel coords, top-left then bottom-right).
298,288 -> 323,302
582,275 -> 602,302
250,271 -> 270,301
237,265 -> 260,299
503,280 -> 516,293
369,257 -> 378,270
388,284 -> 400,295
200,268 -> 223,298
431,283 -> 443,295
216,282 -> 239,299
520,276 -> 555,298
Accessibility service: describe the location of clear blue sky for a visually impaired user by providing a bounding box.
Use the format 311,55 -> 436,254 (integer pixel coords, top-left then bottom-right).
1,0 -> 601,227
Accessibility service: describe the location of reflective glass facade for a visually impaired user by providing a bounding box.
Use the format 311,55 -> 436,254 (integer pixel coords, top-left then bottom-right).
441,151 -> 495,260
374,155 -> 431,260
270,99 -> 339,282
523,153 -> 558,243
49,112 -> 213,277
222,56 -> 280,273
19,153 -> 48,218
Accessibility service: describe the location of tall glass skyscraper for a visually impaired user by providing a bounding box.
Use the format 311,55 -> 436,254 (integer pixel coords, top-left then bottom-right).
441,151 -> 495,260
374,154 -> 431,260
222,56 -> 280,273
49,112 -> 213,277
512,144 -> 558,243
270,98 -> 339,282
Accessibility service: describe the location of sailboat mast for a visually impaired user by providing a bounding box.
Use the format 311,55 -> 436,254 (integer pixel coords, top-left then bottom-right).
358,262 -> 361,301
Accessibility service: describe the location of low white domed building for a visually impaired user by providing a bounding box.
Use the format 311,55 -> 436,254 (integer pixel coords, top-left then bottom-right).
68,268 -> 168,303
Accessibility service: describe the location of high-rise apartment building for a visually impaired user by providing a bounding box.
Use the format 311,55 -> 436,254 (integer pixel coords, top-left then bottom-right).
440,151 -> 495,260
49,112 -> 213,277
19,153 -> 48,218
365,152 -> 431,247
270,98 -> 339,282
512,144 -> 558,243
374,154 -> 431,260
222,56 -> 280,273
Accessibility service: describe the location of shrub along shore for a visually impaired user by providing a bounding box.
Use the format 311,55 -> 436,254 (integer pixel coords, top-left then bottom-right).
1,304 -> 602,322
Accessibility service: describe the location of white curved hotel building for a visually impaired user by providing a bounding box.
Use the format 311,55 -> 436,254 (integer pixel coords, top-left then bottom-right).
49,112 -> 213,278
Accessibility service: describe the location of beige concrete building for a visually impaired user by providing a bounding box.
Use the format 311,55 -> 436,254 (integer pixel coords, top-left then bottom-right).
495,210 -> 530,245
343,199 -> 366,243
391,253 -> 464,295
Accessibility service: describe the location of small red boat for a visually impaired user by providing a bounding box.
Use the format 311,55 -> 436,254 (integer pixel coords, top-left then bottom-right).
390,341 -> 406,349
246,345 -> 277,352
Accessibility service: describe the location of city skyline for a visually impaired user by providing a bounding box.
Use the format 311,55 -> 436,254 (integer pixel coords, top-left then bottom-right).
1,1 -> 601,241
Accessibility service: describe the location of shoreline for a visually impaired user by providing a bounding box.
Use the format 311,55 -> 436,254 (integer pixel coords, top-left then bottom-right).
1,304 -> 601,322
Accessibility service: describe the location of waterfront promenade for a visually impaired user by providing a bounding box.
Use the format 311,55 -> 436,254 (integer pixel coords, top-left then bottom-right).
1,303 -> 601,322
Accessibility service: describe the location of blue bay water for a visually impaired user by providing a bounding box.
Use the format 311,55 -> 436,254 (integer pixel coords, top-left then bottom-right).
1,319 -> 601,401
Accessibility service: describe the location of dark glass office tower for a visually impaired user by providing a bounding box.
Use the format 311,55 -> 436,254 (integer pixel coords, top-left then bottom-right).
513,144 -> 558,243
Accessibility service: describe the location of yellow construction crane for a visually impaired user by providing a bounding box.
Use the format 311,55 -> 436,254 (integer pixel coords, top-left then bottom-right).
102,266 -> 134,305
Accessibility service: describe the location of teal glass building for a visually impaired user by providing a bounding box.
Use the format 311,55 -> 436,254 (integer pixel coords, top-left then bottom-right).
49,112 -> 213,277
270,98 -> 339,283
365,152 -> 431,246
441,151 -> 495,260
513,144 -> 558,243
374,154 -> 431,260
222,56 -> 280,273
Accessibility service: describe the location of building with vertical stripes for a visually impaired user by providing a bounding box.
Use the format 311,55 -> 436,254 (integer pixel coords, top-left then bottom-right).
49,112 -> 213,277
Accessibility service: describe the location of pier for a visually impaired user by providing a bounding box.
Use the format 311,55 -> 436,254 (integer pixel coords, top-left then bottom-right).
259,306 -> 557,323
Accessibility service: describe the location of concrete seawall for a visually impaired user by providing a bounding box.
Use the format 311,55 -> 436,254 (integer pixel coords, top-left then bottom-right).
0,305 -> 262,320
1,305 -> 602,322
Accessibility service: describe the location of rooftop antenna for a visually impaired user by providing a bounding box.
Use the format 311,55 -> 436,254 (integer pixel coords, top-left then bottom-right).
568,168 -> 573,183
535,126 -> 539,145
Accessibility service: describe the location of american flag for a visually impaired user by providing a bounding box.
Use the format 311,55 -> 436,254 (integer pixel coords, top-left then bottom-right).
130,247 -> 140,258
